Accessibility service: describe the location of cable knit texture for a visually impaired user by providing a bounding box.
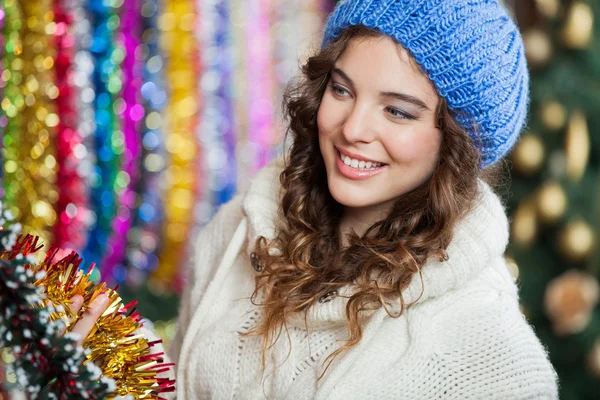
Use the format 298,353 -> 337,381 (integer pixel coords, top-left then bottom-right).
322,0 -> 530,168
168,157 -> 558,399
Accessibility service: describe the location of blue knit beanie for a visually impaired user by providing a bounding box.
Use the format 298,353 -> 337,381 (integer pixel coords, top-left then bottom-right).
322,0 -> 529,168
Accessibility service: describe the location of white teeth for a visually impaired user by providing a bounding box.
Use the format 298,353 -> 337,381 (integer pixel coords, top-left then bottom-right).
340,153 -> 384,170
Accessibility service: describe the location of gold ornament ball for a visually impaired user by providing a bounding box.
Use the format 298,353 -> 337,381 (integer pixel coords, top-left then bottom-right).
512,134 -> 545,175
537,182 -> 568,225
512,199 -> 538,248
535,0 -> 561,19
559,220 -> 596,263
523,28 -> 553,67
544,269 -> 599,335
562,2 -> 594,49
565,110 -> 590,182
540,101 -> 567,131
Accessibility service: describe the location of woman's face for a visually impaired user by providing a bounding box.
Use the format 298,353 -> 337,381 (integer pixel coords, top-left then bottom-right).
317,36 -> 442,218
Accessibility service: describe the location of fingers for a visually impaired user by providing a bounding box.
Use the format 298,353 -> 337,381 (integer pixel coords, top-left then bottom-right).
69,295 -> 84,315
70,294 -> 110,345
58,295 -> 85,336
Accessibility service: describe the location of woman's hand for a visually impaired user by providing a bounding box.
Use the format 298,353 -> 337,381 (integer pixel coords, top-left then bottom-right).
62,294 -> 110,344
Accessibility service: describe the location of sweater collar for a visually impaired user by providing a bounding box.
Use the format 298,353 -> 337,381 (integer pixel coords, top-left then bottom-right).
241,155 -> 285,256
242,156 -> 509,329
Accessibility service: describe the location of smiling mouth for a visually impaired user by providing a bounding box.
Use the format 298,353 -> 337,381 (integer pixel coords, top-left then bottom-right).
337,149 -> 387,170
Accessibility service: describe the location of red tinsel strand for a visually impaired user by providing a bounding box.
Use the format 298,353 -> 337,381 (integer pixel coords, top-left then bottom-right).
52,0 -> 90,254
3,234 -> 44,259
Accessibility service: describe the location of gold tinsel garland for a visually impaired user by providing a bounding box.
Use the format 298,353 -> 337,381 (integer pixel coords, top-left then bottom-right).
2,0 -> 60,244
3,234 -> 175,398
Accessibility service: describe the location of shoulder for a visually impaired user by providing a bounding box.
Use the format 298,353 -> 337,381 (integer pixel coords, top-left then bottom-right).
191,193 -> 245,251
425,285 -> 559,399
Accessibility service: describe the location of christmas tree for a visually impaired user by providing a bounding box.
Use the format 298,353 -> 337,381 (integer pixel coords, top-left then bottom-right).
508,1 -> 600,399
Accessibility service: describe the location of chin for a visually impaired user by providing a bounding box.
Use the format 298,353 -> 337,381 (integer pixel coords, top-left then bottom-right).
327,178 -> 382,209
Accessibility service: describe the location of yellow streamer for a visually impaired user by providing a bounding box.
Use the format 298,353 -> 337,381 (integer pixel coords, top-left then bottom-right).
2,0 -> 58,245
153,0 -> 199,288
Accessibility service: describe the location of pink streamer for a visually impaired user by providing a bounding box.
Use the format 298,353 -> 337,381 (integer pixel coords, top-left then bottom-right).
101,0 -> 143,282
247,0 -> 274,171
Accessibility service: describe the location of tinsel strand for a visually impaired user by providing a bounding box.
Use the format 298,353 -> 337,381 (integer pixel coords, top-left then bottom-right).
101,0 -> 143,283
231,0 -> 249,195
211,0 -> 236,207
0,1 -> 21,195
71,0 -> 97,254
247,0 -> 275,172
194,0 -> 236,228
10,0 -> 60,243
0,3 -> 6,155
52,0 -> 90,253
82,0 -> 123,273
124,0 -> 167,288
153,0 -> 200,288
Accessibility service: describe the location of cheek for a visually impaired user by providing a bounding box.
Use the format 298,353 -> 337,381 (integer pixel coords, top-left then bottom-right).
317,95 -> 344,138
385,129 -> 442,164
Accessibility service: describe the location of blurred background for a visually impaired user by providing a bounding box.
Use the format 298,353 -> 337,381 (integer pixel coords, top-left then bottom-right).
0,0 -> 598,399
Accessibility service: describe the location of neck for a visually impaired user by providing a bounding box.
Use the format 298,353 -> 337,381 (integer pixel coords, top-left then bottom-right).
339,201 -> 393,247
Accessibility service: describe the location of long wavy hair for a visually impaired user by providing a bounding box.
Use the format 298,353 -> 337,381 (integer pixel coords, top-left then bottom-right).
246,26 -> 496,375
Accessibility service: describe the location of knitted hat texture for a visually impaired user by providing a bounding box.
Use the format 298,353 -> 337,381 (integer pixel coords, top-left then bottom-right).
322,0 -> 530,168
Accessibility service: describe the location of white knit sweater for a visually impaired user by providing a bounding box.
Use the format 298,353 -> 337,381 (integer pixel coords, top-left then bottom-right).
167,157 -> 559,399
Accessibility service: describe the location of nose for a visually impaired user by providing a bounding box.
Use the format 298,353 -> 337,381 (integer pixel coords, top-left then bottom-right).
341,102 -> 377,143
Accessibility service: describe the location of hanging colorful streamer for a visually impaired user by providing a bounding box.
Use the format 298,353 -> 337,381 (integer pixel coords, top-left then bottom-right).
52,0 -> 90,254
152,0 -> 200,288
230,0 -> 249,194
124,0 -> 167,289
0,0 -> 335,294
0,3 -> 6,144
211,0 -> 236,207
269,0 -> 294,151
0,4 -> 7,187
70,0 -> 98,258
1,0 -> 24,219
1,0 -> 59,245
247,0 -> 276,172
233,0 -> 278,194
81,0 -> 123,275
101,0 -> 143,284
193,0 -> 237,233
270,0 -> 322,150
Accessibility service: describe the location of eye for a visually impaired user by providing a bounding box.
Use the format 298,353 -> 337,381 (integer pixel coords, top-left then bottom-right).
385,106 -> 414,121
329,83 -> 350,97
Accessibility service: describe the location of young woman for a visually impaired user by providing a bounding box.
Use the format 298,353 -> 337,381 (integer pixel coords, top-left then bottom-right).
164,0 -> 559,398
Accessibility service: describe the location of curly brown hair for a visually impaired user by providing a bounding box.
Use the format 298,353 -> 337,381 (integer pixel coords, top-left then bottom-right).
246,25 -> 495,376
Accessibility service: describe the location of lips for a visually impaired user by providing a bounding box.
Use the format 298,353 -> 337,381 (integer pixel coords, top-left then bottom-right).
334,149 -> 388,180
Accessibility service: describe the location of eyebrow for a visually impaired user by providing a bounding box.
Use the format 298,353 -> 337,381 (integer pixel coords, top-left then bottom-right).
331,67 -> 431,111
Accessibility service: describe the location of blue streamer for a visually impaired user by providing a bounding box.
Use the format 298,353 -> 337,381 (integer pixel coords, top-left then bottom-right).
81,0 -> 122,272
123,0 -> 167,288
215,0 -> 237,206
